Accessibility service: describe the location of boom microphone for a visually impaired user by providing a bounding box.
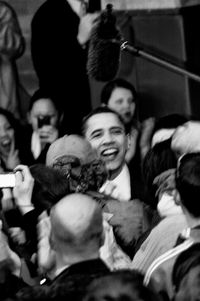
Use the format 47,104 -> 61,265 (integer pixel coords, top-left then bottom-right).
87,4 -> 200,84
87,4 -> 121,82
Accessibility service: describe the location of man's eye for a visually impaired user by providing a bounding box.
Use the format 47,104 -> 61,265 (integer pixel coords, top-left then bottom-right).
112,129 -> 124,135
91,132 -> 102,139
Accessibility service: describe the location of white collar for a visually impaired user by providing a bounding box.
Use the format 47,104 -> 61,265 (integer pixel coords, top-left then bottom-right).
100,164 -> 131,202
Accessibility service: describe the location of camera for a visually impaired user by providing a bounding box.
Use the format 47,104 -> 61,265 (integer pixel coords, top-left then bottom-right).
0,173 -> 15,188
37,115 -> 51,128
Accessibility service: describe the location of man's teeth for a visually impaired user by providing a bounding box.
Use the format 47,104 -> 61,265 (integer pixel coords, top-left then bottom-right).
102,149 -> 117,156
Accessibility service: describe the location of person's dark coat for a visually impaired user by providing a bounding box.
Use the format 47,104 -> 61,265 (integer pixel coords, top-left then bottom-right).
31,0 -> 91,134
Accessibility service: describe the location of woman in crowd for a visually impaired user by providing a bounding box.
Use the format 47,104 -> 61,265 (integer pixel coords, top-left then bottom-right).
0,108 -> 28,171
101,78 -> 139,165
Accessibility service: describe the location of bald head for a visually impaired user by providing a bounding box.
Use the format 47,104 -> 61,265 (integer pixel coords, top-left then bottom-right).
50,193 -> 103,252
171,121 -> 200,156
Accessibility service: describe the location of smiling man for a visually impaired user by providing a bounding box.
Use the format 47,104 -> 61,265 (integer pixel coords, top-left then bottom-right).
82,106 -> 142,202
82,107 -> 158,258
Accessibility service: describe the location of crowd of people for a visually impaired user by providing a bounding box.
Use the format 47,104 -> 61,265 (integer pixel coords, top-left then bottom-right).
0,1 -> 200,301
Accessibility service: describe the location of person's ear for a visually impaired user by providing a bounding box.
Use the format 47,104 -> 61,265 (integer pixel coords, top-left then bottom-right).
58,112 -> 64,127
126,133 -> 131,151
173,189 -> 181,206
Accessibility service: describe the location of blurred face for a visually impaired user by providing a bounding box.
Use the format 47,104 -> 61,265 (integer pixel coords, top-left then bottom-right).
84,112 -> 128,179
0,114 -> 15,156
151,128 -> 175,147
107,87 -> 136,124
171,121 -> 200,157
28,98 -> 59,131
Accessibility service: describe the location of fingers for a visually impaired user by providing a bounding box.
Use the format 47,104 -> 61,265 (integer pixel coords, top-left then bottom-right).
14,164 -> 32,181
99,182 -> 116,196
38,211 -> 51,241
9,137 -> 15,155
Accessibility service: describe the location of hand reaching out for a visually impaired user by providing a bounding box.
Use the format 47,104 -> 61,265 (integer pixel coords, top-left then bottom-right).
153,168 -> 176,200
0,220 -> 21,277
37,211 -> 56,276
77,12 -> 100,46
13,165 -> 35,214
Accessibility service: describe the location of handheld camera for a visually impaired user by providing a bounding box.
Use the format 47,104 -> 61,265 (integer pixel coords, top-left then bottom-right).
0,173 -> 15,188
37,115 -> 51,128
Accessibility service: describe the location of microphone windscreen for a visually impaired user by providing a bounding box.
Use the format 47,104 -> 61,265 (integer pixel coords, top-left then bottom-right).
87,4 -> 122,82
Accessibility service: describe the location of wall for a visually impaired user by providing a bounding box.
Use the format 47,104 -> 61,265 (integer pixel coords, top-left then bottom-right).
6,1 -> 200,121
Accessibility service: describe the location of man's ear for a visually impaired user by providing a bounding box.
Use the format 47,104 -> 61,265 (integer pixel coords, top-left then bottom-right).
173,189 -> 182,206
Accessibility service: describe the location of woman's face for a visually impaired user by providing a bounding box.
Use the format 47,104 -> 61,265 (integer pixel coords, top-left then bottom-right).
107,87 -> 136,125
0,114 -> 15,156
28,98 -> 59,131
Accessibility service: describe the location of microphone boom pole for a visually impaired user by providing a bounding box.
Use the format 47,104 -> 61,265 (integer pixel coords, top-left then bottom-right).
115,40 -> 200,83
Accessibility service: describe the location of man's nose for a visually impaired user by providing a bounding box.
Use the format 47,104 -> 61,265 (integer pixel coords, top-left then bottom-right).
102,131 -> 114,143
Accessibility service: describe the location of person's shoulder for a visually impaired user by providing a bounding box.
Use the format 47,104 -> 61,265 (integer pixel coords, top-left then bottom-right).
32,0 -> 56,23
33,0 -> 67,16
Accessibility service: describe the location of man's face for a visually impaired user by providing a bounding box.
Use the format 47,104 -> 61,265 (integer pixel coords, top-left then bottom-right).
107,87 -> 136,125
84,112 -> 128,179
28,98 -> 59,131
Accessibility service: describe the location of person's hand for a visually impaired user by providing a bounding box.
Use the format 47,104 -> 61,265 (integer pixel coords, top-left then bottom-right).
77,12 -> 100,46
104,199 -> 146,247
0,220 -> 21,277
100,181 -> 129,202
100,181 -> 126,201
13,165 -> 35,215
9,227 -> 26,245
4,138 -> 20,170
153,168 -> 176,200
38,126 -> 59,145
139,117 -> 156,160
37,211 -> 56,276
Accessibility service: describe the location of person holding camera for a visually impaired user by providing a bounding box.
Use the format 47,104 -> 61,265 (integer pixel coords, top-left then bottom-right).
24,89 -> 62,164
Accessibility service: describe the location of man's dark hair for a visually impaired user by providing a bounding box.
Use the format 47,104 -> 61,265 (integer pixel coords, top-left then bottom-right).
101,78 -> 137,105
176,152 -> 200,217
142,138 -> 177,208
30,164 -> 70,214
83,269 -> 162,301
172,243 -> 200,292
81,106 -> 127,135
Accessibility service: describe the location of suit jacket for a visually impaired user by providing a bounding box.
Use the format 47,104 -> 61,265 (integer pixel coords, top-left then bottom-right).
2,258 -> 110,301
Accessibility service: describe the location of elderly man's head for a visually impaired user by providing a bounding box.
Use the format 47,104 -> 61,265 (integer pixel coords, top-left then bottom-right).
50,193 -> 103,258
171,121 -> 200,157
46,134 -> 107,192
